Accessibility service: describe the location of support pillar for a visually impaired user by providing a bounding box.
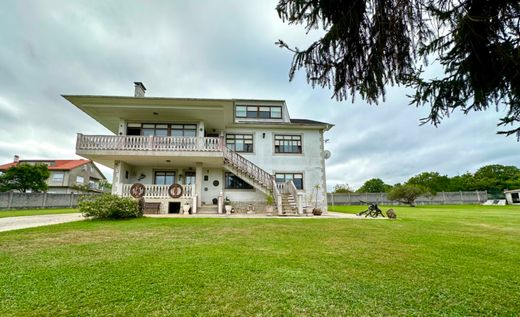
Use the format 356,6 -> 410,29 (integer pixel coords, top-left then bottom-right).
195,162 -> 203,207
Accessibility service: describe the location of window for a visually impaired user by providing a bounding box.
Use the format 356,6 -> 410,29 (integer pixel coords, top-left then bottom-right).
225,173 -> 253,189
274,135 -> 302,153
76,176 -> 84,184
235,105 -> 282,119
171,124 -> 197,137
126,123 -> 197,137
226,134 -> 253,152
275,173 -> 303,190
512,193 -> 520,203
52,172 -> 64,182
154,171 -> 175,185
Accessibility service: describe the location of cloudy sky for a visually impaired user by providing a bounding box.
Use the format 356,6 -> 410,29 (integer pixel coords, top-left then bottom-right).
0,0 -> 518,190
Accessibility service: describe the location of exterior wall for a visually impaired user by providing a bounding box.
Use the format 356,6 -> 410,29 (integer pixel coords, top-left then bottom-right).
47,163 -> 105,192
328,191 -> 489,206
224,127 -> 328,210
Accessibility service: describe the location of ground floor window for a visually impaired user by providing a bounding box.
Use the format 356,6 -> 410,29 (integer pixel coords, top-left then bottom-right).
275,173 -> 303,190
512,193 -> 520,203
225,172 -> 253,189
154,171 -> 175,185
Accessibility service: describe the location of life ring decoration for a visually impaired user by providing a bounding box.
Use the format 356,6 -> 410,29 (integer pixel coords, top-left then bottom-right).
168,184 -> 183,198
130,183 -> 146,198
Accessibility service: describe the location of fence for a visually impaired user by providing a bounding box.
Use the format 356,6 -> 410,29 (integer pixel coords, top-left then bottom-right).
0,192 -> 93,210
328,191 -> 488,206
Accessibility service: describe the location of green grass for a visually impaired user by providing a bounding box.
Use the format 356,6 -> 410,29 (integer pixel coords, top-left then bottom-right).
0,205 -> 519,316
0,208 -> 78,218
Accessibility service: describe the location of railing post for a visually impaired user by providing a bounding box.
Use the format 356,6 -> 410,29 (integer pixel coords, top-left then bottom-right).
297,193 -> 304,214
218,191 -> 223,214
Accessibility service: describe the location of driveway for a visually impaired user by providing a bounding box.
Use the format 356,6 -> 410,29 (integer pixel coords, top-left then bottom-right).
0,213 -> 84,232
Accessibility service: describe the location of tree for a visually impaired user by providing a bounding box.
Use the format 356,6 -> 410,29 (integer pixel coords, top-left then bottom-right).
447,172 -> 476,191
472,164 -> 520,196
387,184 -> 427,206
407,172 -> 450,195
276,1 -> 520,138
357,178 -> 392,193
0,164 -> 50,193
333,183 -> 354,193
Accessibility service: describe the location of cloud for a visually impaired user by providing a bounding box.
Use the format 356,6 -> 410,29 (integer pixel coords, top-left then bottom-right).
0,0 -> 518,189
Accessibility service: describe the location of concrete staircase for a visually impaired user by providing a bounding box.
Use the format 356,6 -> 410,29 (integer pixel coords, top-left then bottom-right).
223,147 -> 273,195
279,192 -> 298,215
197,205 -> 219,214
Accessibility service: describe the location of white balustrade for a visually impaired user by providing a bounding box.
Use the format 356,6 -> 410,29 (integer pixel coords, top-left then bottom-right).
121,184 -> 193,199
76,134 -> 222,152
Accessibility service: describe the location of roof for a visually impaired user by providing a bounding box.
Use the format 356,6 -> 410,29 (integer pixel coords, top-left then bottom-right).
504,189 -> 520,193
290,118 -> 332,125
0,159 -> 92,171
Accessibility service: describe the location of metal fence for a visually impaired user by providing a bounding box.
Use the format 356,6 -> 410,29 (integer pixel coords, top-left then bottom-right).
0,192 -> 93,210
328,191 -> 488,206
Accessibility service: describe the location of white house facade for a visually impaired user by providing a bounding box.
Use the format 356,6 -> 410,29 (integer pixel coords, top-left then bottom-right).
64,83 -> 332,214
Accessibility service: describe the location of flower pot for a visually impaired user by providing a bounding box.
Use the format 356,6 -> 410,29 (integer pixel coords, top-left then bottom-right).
312,208 -> 322,216
266,205 -> 274,214
182,204 -> 191,214
224,205 -> 232,214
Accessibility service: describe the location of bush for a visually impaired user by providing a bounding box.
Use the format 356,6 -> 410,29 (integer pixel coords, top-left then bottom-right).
387,184 -> 427,207
79,194 -> 142,219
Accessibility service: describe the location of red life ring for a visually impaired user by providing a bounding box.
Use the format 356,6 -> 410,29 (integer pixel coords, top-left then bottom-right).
168,184 -> 183,198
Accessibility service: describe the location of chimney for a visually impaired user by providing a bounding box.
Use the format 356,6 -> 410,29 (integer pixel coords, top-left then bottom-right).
134,82 -> 146,97
13,155 -> 19,163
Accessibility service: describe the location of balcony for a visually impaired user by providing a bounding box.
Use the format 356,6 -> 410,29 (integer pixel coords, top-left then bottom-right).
121,184 -> 194,199
77,134 -> 223,152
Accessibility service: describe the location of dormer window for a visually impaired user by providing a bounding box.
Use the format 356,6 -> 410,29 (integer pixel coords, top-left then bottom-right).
235,105 -> 282,119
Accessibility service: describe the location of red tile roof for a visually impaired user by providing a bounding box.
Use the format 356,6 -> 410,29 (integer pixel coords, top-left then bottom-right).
0,159 -> 91,171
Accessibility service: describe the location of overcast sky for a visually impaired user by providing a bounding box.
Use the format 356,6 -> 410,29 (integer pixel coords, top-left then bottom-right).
0,0 -> 518,190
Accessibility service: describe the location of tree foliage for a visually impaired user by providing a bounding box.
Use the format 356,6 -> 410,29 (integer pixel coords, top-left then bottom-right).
407,172 -> 450,195
333,183 -> 354,193
387,184 -> 427,206
0,164 -> 50,193
276,0 -> 520,138
357,178 -> 392,193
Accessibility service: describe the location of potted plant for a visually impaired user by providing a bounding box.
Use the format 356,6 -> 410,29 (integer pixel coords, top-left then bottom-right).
224,197 -> 232,214
265,192 -> 274,214
312,184 -> 322,216
182,201 -> 191,214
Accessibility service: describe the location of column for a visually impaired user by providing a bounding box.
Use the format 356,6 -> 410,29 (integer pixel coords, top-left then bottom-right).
195,162 -> 203,207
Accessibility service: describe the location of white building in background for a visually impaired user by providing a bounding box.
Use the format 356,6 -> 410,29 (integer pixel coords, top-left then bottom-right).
504,189 -> 520,205
64,82 -> 333,214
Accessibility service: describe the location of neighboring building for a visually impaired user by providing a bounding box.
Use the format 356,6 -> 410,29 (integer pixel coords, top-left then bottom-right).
63,82 -> 333,214
0,156 -> 106,193
504,189 -> 520,205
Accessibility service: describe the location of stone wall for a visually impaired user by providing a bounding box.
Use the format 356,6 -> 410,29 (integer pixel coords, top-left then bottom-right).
0,192 -> 93,210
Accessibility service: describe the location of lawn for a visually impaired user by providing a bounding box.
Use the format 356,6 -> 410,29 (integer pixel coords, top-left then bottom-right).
0,205 -> 519,316
0,208 -> 78,218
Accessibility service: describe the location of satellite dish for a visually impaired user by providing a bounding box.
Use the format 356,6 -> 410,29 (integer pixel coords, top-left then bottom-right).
324,150 -> 331,160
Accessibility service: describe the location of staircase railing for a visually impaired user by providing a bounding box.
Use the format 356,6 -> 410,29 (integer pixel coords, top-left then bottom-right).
272,178 -> 282,214
222,146 -> 273,189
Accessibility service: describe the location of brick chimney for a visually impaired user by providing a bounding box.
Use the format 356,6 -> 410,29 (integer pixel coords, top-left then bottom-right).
13,155 -> 19,162
134,82 -> 146,97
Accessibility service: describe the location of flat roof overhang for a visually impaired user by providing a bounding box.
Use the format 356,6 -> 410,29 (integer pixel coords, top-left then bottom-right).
63,95 -> 235,134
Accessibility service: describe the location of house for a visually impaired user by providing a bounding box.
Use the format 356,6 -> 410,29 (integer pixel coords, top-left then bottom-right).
63,82 -> 333,214
0,156 -> 106,193
504,189 -> 520,205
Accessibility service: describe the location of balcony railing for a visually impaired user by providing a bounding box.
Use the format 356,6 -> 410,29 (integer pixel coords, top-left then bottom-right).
121,184 -> 193,199
76,134 -> 222,152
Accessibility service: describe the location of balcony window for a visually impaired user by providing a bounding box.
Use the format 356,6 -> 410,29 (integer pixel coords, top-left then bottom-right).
172,124 -> 197,137
275,173 -> 303,190
274,135 -> 302,153
226,134 -> 253,152
154,171 -> 175,185
235,105 -> 282,119
126,123 -> 197,137
225,172 -> 253,190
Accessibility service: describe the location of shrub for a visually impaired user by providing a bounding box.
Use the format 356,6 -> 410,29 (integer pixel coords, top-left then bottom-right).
387,184 -> 427,207
79,194 -> 142,219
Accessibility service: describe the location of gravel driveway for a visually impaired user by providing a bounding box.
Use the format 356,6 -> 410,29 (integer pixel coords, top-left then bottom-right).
0,213 -> 84,232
